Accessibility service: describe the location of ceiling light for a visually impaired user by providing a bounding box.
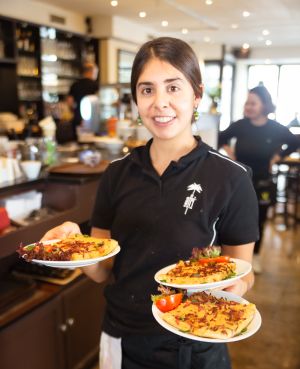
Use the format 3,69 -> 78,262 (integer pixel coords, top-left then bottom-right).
205,0 -> 213,5
262,29 -> 270,36
203,36 -> 211,43
161,20 -> 168,27
231,24 -> 238,29
110,0 -> 118,7
181,28 -> 188,34
242,43 -> 250,49
265,40 -> 272,46
139,11 -> 147,18
242,11 -> 250,17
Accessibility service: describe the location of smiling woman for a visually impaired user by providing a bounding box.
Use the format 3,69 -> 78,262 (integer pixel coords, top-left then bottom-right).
40,37 -> 259,369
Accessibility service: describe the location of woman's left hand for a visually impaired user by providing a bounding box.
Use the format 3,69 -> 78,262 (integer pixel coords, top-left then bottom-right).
223,277 -> 249,297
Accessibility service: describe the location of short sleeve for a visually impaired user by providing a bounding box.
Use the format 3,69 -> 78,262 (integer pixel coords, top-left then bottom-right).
217,172 -> 259,245
90,167 -> 114,230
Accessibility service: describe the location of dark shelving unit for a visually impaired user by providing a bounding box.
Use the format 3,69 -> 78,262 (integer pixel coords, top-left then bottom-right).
0,16 -> 99,122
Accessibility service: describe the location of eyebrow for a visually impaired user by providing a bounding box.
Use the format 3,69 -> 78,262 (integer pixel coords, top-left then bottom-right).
137,77 -> 183,88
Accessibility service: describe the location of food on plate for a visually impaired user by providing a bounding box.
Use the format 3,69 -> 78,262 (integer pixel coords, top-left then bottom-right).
151,285 -> 183,312
157,246 -> 236,285
161,291 -> 256,339
17,234 -> 119,262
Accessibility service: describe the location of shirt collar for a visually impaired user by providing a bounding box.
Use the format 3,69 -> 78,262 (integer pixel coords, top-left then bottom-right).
129,136 -> 211,172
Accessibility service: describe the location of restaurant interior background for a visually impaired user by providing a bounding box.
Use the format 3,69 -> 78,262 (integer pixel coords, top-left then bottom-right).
0,1 -> 299,369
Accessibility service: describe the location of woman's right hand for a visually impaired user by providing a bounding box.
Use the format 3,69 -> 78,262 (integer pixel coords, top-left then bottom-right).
40,221 -> 81,241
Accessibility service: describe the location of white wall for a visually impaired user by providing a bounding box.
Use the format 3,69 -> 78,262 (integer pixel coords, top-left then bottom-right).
192,43 -> 223,61
250,46 -> 300,63
0,0 -> 86,34
232,61 -> 248,121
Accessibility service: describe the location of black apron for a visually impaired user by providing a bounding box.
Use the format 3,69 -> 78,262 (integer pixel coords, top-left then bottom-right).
121,334 -> 231,369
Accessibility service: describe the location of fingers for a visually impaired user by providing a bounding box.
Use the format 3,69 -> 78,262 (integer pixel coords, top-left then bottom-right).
40,221 -> 81,241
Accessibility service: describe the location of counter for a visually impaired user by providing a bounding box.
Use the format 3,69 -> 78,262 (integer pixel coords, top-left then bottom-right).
0,166 -> 109,369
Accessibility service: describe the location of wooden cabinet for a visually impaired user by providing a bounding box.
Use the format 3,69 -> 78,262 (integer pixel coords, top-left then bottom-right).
0,293 -> 65,369
0,276 -> 106,369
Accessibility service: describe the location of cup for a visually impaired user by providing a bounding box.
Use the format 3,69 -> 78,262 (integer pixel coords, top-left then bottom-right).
20,160 -> 42,180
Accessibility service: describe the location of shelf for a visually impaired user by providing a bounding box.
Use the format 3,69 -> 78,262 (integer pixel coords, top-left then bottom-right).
19,97 -> 43,102
17,74 -> 41,79
17,49 -> 39,57
57,75 -> 80,80
0,58 -> 17,65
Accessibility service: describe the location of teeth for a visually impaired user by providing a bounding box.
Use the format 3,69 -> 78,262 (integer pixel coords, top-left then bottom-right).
154,116 -> 175,123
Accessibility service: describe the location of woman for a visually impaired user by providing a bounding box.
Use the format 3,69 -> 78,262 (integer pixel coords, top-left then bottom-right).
219,86 -> 299,273
42,37 -> 259,369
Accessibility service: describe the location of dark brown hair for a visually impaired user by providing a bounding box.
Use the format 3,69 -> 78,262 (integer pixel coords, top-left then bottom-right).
131,37 -> 203,103
249,85 -> 275,115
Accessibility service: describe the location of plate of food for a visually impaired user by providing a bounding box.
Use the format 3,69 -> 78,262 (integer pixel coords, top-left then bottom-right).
17,234 -> 120,268
154,246 -> 252,290
152,289 -> 261,343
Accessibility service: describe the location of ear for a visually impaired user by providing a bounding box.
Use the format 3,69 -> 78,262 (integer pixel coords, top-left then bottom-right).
194,84 -> 204,107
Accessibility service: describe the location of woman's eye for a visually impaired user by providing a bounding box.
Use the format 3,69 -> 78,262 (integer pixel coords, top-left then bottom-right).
142,87 -> 152,95
168,85 -> 180,92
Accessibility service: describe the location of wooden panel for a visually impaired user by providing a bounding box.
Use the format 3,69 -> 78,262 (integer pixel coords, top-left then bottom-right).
0,296 -> 65,369
62,277 -> 106,369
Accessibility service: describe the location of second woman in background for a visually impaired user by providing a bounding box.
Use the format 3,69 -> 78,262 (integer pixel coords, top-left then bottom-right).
219,85 -> 300,273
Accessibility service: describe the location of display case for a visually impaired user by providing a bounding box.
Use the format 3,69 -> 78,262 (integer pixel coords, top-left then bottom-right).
16,22 -> 43,121
0,16 -> 99,122
0,17 -> 18,115
41,27 -> 99,121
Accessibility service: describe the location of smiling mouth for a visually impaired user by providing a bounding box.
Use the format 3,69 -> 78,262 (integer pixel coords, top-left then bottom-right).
153,116 -> 176,124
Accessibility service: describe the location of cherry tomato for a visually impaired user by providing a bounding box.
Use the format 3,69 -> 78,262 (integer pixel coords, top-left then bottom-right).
155,293 -> 183,312
198,256 -> 230,265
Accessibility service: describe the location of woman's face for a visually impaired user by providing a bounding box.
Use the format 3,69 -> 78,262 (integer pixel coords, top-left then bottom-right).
136,58 -> 200,141
244,92 -> 266,120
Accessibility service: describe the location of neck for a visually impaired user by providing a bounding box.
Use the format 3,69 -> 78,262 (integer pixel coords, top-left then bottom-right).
150,133 -> 197,175
249,116 -> 268,126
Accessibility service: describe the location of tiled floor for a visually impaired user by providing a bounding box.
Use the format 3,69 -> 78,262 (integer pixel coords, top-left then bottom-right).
90,218 -> 300,369
228,219 -> 300,369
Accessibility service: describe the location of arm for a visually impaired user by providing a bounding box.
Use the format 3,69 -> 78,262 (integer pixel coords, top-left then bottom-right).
41,222 -> 114,284
218,122 -> 238,148
80,227 -> 114,283
277,126 -> 300,158
221,243 -> 255,296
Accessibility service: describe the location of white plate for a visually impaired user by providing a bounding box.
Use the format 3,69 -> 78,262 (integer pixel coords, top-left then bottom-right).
23,239 -> 121,269
154,258 -> 252,290
152,290 -> 262,343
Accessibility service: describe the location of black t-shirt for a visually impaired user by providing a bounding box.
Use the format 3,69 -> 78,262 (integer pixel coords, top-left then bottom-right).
69,78 -> 99,124
91,138 -> 259,337
219,118 -> 300,180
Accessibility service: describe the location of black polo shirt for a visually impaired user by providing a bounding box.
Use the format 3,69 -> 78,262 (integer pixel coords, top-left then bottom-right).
91,138 -> 259,337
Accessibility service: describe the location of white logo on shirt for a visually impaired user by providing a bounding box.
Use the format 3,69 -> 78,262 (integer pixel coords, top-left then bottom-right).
183,183 -> 202,214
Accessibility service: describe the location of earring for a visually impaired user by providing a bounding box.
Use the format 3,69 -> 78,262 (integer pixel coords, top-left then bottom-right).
193,108 -> 199,121
137,115 -> 143,125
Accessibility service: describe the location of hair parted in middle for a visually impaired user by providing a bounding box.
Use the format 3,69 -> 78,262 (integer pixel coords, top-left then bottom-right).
131,37 -> 203,104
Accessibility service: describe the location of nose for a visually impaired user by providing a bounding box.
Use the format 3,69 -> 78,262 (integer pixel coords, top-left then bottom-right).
153,88 -> 169,110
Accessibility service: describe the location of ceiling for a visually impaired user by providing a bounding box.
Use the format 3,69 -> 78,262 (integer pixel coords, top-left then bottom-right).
35,0 -> 300,48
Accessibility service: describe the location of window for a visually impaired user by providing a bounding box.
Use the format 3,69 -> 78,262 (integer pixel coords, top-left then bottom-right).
117,50 -> 135,83
248,64 -> 300,126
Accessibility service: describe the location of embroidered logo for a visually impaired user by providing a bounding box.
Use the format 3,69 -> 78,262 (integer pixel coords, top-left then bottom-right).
183,183 -> 202,214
